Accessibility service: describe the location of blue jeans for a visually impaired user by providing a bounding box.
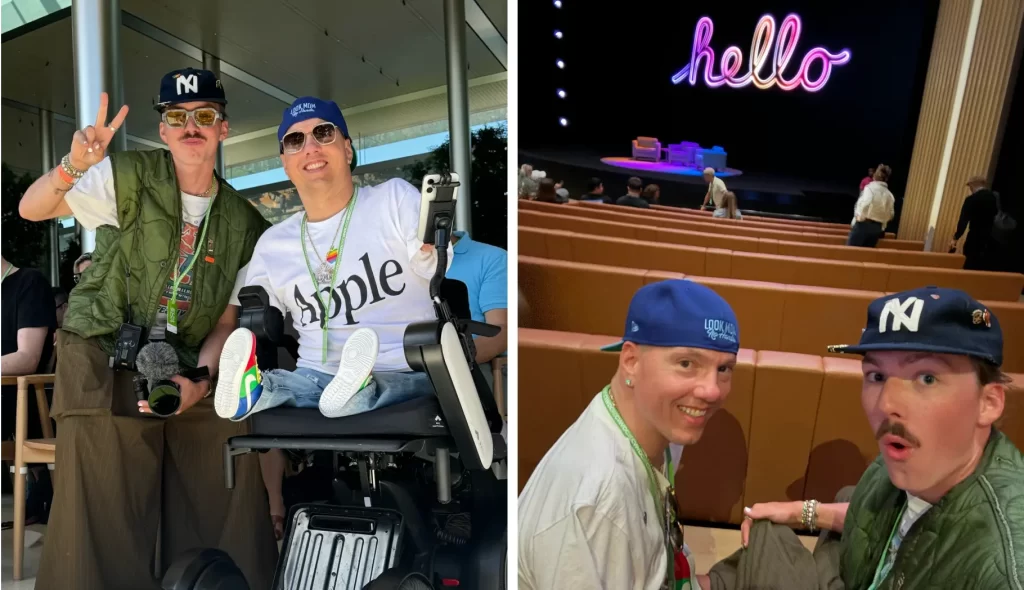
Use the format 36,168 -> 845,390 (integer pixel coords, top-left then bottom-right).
250,367 -> 433,418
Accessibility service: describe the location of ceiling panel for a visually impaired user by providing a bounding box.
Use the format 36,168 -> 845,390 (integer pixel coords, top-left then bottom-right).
474,0 -> 507,39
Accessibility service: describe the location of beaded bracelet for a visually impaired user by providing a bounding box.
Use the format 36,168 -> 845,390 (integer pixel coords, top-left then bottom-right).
801,499 -> 819,532
60,153 -> 86,180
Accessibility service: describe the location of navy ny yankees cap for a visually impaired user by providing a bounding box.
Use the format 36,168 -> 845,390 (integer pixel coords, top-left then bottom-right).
602,280 -> 740,355
828,286 -> 1003,366
154,68 -> 227,111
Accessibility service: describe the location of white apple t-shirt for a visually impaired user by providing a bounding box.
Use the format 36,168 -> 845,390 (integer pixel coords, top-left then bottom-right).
63,157 -> 248,339
243,178 -> 452,374
518,393 -> 700,590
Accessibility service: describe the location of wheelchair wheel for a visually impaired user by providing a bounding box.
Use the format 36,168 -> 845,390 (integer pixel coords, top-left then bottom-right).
162,548 -> 249,590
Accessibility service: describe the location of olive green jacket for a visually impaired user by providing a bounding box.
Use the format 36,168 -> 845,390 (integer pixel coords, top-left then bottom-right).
840,428 -> 1024,589
63,149 -> 269,367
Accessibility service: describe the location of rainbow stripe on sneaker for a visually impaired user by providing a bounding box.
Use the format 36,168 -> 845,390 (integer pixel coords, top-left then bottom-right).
234,340 -> 263,420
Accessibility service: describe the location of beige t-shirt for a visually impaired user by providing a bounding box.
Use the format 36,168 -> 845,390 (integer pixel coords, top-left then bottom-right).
518,394 -> 700,590
707,177 -> 728,208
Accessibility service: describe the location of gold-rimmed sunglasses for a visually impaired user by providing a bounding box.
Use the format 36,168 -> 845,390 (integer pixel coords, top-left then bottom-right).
280,123 -> 340,154
161,107 -> 223,128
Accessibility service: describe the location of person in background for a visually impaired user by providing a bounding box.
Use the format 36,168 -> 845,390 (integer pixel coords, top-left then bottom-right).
554,187 -> 570,203
847,164 -> 895,248
72,252 -> 93,282
1,255 -> 58,524
518,164 -> 539,198
702,167 -> 728,214
860,167 -> 875,192
579,177 -> 612,204
717,191 -> 742,220
520,280 -> 740,590
949,175 -> 1001,271
642,183 -> 661,205
616,176 -> 650,208
534,178 -> 560,203
54,287 -> 69,329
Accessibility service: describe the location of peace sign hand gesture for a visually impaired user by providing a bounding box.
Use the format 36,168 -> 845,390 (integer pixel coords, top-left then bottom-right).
69,92 -> 129,171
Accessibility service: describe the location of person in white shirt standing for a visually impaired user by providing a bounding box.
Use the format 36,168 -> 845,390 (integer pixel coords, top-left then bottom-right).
214,96 -> 451,424
518,279 -> 741,590
847,164 -> 895,248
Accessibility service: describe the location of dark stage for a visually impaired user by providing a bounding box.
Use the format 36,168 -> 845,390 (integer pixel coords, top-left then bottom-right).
520,148 -> 870,224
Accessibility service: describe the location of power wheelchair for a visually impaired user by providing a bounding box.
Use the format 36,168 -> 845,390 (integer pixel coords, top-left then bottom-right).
162,174 -> 508,590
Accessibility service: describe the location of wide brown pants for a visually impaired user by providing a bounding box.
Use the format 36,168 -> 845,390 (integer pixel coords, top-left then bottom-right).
706,487 -> 855,590
36,330 -> 278,590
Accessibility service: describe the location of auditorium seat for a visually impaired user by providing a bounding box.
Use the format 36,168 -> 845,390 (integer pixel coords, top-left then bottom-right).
519,227 -> 1024,301
647,203 -> 894,237
521,209 -> 965,269
518,256 -> 1024,371
521,200 -> 922,250
744,352 -> 824,506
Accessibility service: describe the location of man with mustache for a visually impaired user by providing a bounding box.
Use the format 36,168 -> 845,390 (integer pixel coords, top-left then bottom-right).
699,286 -> 1022,589
19,68 -> 276,589
519,280 -> 740,590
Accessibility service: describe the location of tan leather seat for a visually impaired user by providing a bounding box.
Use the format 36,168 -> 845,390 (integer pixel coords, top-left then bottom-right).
804,357 -> 878,503
885,265 -> 1023,301
781,285 -> 880,357
744,351 -> 825,505
521,208 -> 965,268
1003,374 -> 1024,451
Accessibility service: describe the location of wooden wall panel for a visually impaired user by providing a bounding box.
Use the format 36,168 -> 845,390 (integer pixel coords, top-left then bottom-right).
900,0 -> 1024,249
901,0 -> 973,242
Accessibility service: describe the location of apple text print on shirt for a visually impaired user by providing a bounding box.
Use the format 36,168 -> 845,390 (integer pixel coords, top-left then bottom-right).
293,252 -> 406,328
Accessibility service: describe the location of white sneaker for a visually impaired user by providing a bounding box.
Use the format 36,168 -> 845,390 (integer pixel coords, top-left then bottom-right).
319,328 -> 379,418
215,328 -> 263,420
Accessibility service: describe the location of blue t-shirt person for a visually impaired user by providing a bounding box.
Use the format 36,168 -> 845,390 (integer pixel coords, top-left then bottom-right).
446,231 -> 508,357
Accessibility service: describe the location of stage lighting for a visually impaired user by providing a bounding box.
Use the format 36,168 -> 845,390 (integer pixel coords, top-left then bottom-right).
554,30 -> 563,39
557,89 -> 567,98
554,0 -> 562,7
556,59 -> 565,69
559,118 -> 569,127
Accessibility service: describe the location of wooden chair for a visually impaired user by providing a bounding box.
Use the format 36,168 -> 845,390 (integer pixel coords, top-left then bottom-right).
1,374 -> 56,581
491,356 -> 508,418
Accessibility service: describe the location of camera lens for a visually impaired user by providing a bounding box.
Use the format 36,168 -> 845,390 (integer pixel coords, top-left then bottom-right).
149,382 -> 181,417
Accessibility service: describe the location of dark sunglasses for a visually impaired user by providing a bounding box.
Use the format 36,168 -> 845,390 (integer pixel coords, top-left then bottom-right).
73,273 -> 82,284
280,123 -> 340,155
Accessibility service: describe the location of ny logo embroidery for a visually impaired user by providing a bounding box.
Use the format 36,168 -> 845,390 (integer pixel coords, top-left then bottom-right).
176,74 -> 199,95
879,297 -> 924,333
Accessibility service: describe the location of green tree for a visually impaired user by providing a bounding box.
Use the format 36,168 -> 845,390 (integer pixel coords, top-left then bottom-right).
1,163 -> 49,270
404,125 -> 508,250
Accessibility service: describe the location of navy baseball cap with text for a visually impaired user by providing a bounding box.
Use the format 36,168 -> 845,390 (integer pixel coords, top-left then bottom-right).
602,280 -> 740,355
278,96 -> 356,170
828,286 -> 1003,366
154,68 -> 226,110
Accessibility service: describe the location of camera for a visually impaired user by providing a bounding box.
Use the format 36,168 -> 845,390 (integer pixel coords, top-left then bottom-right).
134,375 -> 182,417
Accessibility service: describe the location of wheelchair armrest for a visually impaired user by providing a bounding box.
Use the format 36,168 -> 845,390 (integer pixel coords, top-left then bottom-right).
460,320 -> 501,338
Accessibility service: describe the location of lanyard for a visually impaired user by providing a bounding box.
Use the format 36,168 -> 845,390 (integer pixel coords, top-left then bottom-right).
300,189 -> 359,365
166,195 -> 217,334
1,265 -> 13,283
600,385 -> 680,588
867,501 -> 908,590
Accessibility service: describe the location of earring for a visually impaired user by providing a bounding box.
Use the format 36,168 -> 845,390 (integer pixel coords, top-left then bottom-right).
625,378 -> 633,387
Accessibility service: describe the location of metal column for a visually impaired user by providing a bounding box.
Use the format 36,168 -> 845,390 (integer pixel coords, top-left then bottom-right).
443,0 -> 473,235
72,0 -> 125,254
203,51 -> 226,179
41,109 -> 60,284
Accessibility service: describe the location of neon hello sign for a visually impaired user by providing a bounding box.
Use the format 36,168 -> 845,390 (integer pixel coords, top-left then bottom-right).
671,14 -> 851,92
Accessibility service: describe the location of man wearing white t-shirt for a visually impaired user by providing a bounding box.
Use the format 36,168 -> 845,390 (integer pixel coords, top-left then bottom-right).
17,69 -> 276,589
214,97 -> 451,424
519,280 -> 742,590
703,287 -> 1022,589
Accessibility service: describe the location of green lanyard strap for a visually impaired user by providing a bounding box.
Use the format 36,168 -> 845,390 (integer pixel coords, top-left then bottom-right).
300,189 -> 359,365
867,501 -> 908,590
601,385 -> 678,588
1,265 -> 14,283
166,194 -> 217,333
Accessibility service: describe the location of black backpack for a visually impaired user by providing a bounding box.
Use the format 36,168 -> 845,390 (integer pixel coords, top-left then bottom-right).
991,191 -> 1017,245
